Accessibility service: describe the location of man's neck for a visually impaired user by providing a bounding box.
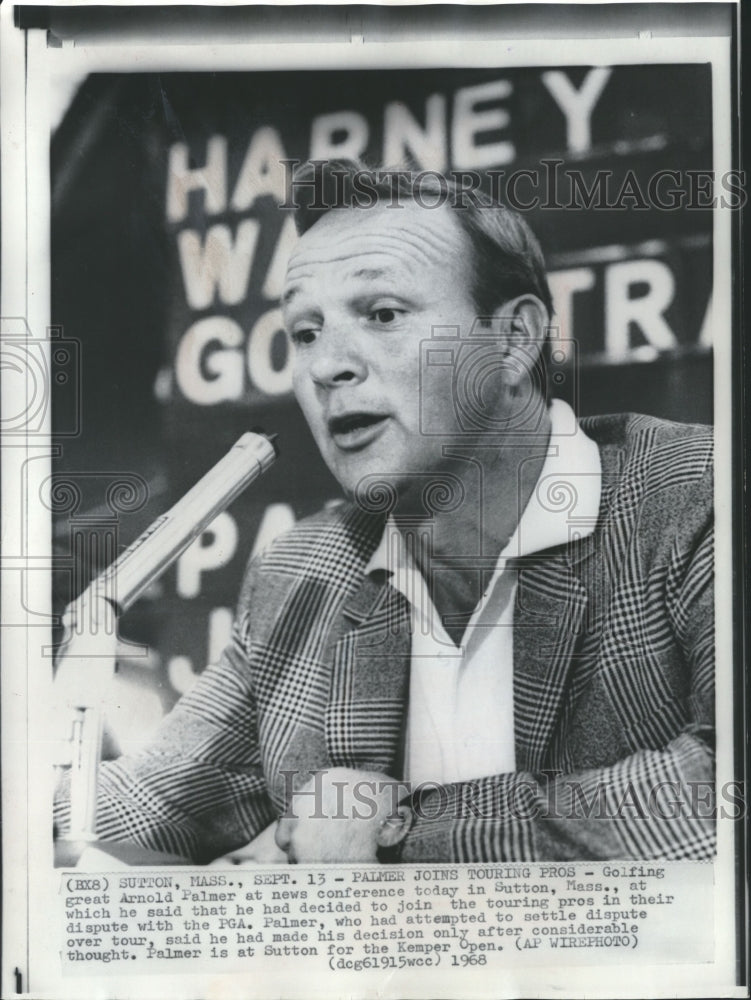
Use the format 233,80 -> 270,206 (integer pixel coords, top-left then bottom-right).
393,402 -> 552,641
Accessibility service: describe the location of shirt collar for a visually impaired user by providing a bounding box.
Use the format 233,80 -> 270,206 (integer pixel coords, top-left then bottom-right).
365,400 -> 601,578
506,398 -> 601,558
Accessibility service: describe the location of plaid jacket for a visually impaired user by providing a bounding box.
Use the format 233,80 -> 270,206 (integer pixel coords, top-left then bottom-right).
56,413 -> 714,862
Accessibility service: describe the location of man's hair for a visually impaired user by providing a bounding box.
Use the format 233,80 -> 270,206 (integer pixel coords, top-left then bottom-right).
288,160 -> 555,403
288,159 -> 554,318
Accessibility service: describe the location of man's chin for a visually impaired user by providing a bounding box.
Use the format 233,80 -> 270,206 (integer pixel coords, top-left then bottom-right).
323,447 -> 460,516
329,465 -> 402,511
348,473 -> 459,519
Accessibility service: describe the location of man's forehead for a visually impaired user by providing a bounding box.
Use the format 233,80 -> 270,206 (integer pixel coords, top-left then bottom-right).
285,202 -> 468,279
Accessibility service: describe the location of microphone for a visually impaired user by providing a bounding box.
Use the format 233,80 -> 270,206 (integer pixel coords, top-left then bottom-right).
56,431 -> 278,846
70,430 -> 278,619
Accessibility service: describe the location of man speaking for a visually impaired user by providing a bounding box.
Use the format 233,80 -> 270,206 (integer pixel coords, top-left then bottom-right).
55,161 -> 714,864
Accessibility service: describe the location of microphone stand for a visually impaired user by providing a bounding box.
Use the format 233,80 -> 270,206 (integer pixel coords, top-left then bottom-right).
55,432 -> 278,855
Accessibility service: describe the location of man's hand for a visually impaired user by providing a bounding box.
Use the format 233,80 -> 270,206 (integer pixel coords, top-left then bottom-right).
207,821 -> 288,865
275,768 -> 413,864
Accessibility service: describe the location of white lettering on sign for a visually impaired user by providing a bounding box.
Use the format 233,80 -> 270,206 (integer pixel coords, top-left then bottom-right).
176,511 -> 239,599
208,607 -> 234,665
166,136 -> 227,224
310,110 -> 369,160
383,95 -> 448,170
174,313 -> 294,403
167,655 -> 198,696
698,294 -> 713,348
174,256 -> 690,403
262,216 -> 298,300
164,500 -> 301,700
540,68 -> 612,155
605,259 -> 677,358
547,268 -> 596,360
230,126 -> 288,211
178,220 -> 261,309
246,308 -> 294,396
165,606 -> 232,695
165,71 -> 615,225
452,79 -> 514,170
175,316 -> 244,404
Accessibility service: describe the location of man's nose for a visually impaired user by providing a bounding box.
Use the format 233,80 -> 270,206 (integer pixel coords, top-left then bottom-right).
307,324 -> 366,388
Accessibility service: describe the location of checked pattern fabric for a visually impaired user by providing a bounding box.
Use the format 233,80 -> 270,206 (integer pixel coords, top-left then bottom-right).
55,413 -> 715,863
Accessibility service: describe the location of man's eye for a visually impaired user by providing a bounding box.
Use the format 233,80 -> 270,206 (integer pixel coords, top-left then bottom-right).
371,308 -> 402,324
291,328 -> 317,345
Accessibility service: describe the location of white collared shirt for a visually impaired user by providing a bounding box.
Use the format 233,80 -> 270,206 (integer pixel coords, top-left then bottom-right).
364,400 -> 602,786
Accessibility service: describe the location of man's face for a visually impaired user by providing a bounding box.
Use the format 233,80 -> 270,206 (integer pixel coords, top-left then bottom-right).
282,201 -> 484,498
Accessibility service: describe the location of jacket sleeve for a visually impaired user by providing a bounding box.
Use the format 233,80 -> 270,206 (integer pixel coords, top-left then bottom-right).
54,572 -> 275,864
401,523 -> 715,862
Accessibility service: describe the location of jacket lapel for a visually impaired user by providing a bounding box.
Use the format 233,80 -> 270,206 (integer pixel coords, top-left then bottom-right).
513,550 -> 588,772
326,573 -> 412,775
304,426 -> 629,783
322,529 -> 594,778
512,435 -> 625,772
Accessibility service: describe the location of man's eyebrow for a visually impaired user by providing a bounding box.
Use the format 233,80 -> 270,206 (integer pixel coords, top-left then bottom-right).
281,266 -> 400,306
350,267 -> 396,282
281,284 -> 301,307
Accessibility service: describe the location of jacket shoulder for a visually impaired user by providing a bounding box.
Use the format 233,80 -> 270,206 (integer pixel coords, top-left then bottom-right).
235,501 -> 383,614
580,413 -> 713,550
580,411 -> 712,449
581,412 -> 713,482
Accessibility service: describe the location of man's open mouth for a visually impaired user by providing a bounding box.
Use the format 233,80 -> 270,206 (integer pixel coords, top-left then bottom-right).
328,412 -> 389,449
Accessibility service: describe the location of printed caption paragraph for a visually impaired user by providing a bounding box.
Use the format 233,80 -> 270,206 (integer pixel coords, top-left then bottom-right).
61,862 -> 713,975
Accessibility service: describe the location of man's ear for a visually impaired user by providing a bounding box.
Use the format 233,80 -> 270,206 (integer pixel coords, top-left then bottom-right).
491,294 -> 549,389
376,805 -> 413,849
